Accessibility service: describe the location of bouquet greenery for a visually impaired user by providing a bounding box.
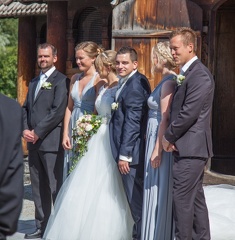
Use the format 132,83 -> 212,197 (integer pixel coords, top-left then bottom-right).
69,114 -> 102,172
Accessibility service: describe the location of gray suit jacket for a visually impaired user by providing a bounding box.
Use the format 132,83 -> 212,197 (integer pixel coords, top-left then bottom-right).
165,59 -> 214,158
22,69 -> 69,151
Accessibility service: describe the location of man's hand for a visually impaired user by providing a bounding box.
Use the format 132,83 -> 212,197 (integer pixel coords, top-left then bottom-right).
162,135 -> 178,152
118,160 -> 130,175
32,130 -> 39,144
23,129 -> 34,142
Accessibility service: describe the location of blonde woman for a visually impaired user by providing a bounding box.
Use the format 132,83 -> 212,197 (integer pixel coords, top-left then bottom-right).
141,41 -> 177,240
62,41 -> 105,179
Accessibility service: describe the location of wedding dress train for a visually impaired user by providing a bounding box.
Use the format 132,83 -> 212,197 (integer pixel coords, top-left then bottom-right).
204,184 -> 235,240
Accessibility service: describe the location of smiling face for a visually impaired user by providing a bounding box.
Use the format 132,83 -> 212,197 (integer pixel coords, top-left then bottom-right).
115,53 -> 138,77
37,47 -> 57,73
75,49 -> 95,72
170,35 -> 194,67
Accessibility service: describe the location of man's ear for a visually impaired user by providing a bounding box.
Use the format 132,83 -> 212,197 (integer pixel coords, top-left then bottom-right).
188,43 -> 194,53
53,55 -> 58,63
133,61 -> 138,70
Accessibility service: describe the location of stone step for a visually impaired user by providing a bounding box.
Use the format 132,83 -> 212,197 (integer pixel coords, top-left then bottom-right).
23,157 -> 31,184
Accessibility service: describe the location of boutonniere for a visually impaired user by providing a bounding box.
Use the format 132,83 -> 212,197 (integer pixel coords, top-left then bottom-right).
111,102 -> 119,111
173,74 -> 185,86
41,82 -> 52,89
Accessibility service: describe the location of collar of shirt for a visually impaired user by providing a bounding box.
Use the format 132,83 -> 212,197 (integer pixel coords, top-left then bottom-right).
119,69 -> 137,85
181,56 -> 198,74
41,66 -> 56,79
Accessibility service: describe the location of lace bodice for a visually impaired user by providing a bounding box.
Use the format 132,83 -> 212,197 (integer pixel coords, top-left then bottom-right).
95,85 -> 118,118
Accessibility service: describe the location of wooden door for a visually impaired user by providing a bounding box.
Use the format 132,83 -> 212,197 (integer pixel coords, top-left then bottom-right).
211,1 -> 235,175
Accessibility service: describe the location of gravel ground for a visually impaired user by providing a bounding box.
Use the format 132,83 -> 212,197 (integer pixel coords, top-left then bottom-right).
7,184 -> 39,240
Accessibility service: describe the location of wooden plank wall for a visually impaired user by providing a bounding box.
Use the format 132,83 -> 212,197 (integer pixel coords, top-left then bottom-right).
113,0 -> 203,32
114,36 -> 173,90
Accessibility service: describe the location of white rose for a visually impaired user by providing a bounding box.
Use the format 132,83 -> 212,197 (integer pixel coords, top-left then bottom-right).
85,115 -> 92,121
77,116 -> 85,122
85,124 -> 93,131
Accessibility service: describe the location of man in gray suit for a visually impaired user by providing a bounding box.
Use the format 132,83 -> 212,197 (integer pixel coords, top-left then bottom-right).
23,43 -> 69,239
162,28 -> 214,240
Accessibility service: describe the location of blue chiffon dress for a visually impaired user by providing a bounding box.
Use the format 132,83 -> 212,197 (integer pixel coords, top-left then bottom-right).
141,75 -> 175,240
63,72 -> 97,180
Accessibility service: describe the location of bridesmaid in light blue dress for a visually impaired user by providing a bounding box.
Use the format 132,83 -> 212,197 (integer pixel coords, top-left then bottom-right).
141,41 -> 177,240
63,42 -> 105,179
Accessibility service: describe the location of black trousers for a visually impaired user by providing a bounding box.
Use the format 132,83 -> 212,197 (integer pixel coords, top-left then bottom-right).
0,232 -> 6,240
173,157 -> 210,240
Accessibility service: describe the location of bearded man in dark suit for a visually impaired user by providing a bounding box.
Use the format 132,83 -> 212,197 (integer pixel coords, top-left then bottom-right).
23,43 -> 69,239
162,27 -> 214,240
0,94 -> 24,240
109,46 -> 151,240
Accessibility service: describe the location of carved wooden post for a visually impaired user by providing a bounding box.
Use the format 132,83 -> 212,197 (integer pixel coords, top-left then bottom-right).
17,17 -> 37,106
17,16 -> 37,155
47,1 -> 68,74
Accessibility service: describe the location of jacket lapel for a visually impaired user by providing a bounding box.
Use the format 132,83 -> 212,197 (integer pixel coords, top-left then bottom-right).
34,69 -> 57,103
117,71 -> 138,101
31,77 -> 40,104
184,59 -> 200,77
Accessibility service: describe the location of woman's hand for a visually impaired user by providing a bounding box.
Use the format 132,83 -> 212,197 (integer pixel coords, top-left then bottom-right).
62,135 -> 72,150
150,149 -> 161,168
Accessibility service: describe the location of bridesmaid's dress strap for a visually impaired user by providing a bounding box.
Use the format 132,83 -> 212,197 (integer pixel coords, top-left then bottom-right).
90,72 -> 98,86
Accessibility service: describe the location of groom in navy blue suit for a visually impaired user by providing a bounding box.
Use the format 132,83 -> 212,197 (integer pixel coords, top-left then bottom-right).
109,46 -> 151,240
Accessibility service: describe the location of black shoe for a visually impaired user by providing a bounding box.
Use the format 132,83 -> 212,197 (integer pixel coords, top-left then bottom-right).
24,229 -> 42,239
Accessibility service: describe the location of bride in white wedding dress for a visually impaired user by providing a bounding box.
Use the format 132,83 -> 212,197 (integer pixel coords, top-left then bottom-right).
204,184 -> 235,240
43,50 -> 133,240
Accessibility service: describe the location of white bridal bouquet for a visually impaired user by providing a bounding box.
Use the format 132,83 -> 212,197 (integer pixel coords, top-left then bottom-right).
70,114 -> 102,172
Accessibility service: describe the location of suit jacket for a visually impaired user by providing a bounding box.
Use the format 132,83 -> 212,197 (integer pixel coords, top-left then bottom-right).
109,71 -> 151,165
165,59 -> 214,158
0,94 -> 23,236
22,69 -> 69,151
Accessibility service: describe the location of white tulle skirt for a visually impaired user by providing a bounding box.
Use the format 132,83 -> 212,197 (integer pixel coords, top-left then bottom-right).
204,184 -> 235,240
43,124 -> 134,240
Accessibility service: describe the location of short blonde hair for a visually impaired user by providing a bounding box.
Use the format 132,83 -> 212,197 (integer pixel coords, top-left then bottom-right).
170,27 -> 197,52
151,41 -> 176,73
